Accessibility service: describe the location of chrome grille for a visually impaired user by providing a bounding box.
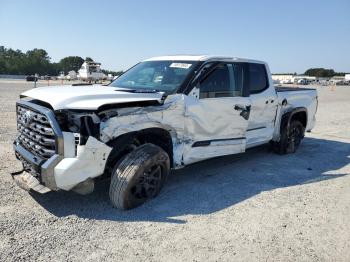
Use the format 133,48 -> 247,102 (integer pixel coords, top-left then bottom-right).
16,105 -> 56,159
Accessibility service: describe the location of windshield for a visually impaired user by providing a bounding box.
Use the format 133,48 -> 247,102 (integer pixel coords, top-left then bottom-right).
110,60 -> 197,94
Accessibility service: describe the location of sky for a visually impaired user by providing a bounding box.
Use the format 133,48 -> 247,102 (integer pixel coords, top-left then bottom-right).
1,0 -> 349,73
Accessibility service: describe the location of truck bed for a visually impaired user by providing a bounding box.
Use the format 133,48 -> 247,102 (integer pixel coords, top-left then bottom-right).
275,86 -> 318,132
275,86 -> 316,92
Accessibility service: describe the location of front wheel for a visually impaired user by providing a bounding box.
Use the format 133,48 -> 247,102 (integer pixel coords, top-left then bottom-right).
273,120 -> 305,154
109,143 -> 170,210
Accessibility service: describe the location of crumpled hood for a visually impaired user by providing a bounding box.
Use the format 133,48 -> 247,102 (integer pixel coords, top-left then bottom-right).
21,84 -> 164,110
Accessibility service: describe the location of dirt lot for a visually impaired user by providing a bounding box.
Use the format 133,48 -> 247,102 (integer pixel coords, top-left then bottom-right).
0,80 -> 349,262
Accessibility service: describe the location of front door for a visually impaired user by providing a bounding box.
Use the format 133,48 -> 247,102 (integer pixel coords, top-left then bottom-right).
183,62 -> 251,165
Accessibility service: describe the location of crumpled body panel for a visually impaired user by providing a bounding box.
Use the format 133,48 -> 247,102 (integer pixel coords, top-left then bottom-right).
100,95 -> 187,166
100,94 -> 248,167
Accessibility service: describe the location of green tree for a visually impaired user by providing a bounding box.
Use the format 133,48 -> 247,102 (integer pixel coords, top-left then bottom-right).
0,47 -> 27,74
0,45 -> 122,76
24,48 -> 51,75
48,62 -> 61,76
59,56 -> 84,73
304,68 -> 335,77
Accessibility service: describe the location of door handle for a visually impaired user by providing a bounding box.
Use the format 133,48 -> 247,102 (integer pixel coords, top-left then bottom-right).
234,105 -> 251,120
234,104 -> 247,111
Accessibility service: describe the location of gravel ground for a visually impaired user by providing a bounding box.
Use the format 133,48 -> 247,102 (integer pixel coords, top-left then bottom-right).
0,80 -> 349,262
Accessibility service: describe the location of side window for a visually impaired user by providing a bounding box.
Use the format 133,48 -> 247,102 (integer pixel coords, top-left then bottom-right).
199,63 -> 244,98
248,63 -> 268,94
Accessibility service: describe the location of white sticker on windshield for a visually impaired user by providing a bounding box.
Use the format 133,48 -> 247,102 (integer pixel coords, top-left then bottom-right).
169,63 -> 192,69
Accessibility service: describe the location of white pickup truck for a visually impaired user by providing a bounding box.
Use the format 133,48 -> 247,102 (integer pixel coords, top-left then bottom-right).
13,55 -> 318,209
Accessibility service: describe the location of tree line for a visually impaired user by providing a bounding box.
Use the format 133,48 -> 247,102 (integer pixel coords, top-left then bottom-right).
0,46 -> 123,76
304,68 -> 347,78
274,69 -> 347,77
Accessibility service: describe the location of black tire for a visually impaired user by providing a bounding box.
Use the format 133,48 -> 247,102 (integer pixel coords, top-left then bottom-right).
109,143 -> 170,210
273,119 -> 305,154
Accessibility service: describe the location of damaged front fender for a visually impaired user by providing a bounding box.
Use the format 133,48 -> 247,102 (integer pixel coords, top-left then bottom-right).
99,94 -> 187,166
54,137 -> 112,190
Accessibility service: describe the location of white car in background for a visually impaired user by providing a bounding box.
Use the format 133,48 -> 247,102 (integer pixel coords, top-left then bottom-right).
280,79 -> 293,84
66,71 -> 78,81
297,79 -> 308,85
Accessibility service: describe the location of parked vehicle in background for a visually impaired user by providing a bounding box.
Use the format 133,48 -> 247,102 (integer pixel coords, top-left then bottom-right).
44,75 -> 51,80
25,75 -> 38,82
13,55 -> 318,210
297,78 -> 308,85
107,74 -> 114,81
40,75 -> 53,80
280,79 -> 293,84
66,71 -> 78,81
335,80 -> 350,86
57,72 -> 66,81
318,80 -> 329,86
345,74 -> 350,82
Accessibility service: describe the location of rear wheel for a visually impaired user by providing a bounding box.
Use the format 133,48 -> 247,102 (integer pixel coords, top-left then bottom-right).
109,143 -> 170,210
273,119 -> 305,154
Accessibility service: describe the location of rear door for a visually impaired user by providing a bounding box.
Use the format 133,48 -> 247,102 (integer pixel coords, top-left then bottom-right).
183,62 -> 251,165
246,63 -> 278,147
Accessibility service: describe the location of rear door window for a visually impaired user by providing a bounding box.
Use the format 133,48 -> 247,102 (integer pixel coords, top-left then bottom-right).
248,63 -> 268,94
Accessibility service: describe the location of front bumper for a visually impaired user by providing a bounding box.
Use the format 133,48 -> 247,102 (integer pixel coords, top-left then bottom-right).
14,136 -> 112,192
13,141 -> 62,192
14,99 -> 112,193
12,171 -> 51,194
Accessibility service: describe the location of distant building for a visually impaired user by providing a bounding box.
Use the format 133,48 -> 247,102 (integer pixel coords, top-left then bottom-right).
272,74 -> 316,84
271,74 -> 294,82
329,76 -> 345,84
345,74 -> 350,81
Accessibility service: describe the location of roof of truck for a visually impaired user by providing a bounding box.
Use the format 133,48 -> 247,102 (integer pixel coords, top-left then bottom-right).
143,55 -> 265,64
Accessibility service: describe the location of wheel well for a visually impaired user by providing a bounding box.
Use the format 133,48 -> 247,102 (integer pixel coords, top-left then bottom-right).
291,111 -> 307,128
104,128 -> 174,177
279,109 -> 307,138
135,128 -> 174,167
